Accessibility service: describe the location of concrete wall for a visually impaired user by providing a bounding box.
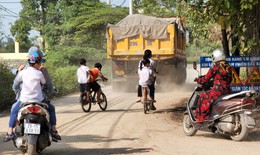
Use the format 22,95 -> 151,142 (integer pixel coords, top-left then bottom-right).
0,59 -> 27,69
0,53 -> 28,60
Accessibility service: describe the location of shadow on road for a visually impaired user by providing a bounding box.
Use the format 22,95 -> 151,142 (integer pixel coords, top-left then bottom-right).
42,134 -> 151,155
43,147 -> 152,155
194,129 -> 260,142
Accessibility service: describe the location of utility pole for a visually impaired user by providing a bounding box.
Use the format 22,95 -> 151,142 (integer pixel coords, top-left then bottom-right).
129,0 -> 133,15
107,0 -> 111,5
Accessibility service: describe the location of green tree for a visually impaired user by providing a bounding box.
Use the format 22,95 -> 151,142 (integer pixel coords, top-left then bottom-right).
183,0 -> 260,56
58,0 -> 128,49
11,0 -> 59,50
10,19 -> 31,52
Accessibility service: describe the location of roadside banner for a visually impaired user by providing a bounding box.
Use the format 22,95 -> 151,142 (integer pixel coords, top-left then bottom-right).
200,56 -> 260,93
200,56 -> 260,68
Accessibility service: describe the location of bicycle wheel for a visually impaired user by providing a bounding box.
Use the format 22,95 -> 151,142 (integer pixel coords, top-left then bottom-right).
147,100 -> 151,111
142,87 -> 148,114
144,101 -> 147,114
98,93 -> 107,111
81,93 -> 91,112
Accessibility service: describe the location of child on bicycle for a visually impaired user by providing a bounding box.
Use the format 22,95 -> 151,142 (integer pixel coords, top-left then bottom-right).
138,58 -> 156,110
87,63 -> 108,104
77,58 -> 90,103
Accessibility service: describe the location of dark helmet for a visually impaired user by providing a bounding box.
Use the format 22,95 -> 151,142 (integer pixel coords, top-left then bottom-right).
94,62 -> 102,68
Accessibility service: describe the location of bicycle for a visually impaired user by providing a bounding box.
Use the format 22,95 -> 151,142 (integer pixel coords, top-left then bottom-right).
81,80 -> 107,112
142,86 -> 153,114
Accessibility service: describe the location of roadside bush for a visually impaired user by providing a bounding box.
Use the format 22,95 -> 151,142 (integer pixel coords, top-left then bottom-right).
0,64 -> 15,111
51,66 -> 78,96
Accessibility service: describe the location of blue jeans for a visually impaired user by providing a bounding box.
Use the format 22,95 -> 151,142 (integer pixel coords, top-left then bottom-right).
8,99 -> 56,128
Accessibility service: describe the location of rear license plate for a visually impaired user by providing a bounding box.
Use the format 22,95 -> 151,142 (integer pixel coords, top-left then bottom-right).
24,123 -> 41,134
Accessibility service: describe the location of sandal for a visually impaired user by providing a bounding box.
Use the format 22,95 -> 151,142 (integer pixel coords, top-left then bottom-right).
3,133 -> 15,142
50,130 -> 61,141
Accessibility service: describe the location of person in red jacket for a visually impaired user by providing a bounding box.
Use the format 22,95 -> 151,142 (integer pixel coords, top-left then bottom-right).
87,63 -> 108,103
194,49 -> 232,122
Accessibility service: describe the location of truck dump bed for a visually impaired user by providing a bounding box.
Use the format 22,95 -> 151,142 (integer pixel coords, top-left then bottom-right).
106,14 -> 187,91
106,14 -> 186,61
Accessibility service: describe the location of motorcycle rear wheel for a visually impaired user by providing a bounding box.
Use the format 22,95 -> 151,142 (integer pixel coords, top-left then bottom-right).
27,144 -> 36,155
230,114 -> 249,141
182,114 -> 197,136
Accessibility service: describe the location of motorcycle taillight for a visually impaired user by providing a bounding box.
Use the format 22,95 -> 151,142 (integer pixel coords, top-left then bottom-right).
27,106 -> 41,113
242,98 -> 255,105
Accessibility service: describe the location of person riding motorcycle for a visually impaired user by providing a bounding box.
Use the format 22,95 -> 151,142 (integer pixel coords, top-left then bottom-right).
4,48 -> 61,142
194,49 -> 232,122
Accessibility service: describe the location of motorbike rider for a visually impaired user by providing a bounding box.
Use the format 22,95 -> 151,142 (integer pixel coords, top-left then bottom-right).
4,50 -> 61,142
194,49 -> 232,122
87,63 -> 108,104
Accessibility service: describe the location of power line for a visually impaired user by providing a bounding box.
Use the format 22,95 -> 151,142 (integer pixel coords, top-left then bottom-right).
0,14 -> 18,17
119,0 -> 126,6
0,2 -> 20,3
0,5 -> 19,16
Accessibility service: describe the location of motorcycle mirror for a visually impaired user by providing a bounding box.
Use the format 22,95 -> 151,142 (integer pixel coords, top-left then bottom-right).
193,62 -> 197,70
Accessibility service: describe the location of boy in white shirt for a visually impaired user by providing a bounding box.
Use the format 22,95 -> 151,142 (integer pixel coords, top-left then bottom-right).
138,58 -> 156,110
77,58 -> 90,103
4,51 -> 61,142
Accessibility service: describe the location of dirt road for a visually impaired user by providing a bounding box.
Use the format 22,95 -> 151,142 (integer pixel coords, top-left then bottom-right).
1,64 -> 260,155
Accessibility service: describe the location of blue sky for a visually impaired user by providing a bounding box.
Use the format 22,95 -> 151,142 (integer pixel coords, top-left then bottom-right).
0,0 -> 128,37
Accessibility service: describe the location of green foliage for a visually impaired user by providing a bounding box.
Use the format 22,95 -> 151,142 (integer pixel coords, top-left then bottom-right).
186,0 -> 260,55
51,66 -> 78,95
0,64 -> 16,111
0,37 -> 15,53
134,0 -> 177,17
58,1 -> 128,48
10,17 -> 31,52
45,45 -> 107,69
187,39 -> 222,63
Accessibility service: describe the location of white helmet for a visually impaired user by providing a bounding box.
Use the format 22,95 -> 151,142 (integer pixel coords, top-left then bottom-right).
212,49 -> 226,63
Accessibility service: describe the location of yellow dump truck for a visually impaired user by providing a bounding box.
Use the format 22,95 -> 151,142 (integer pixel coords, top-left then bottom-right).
106,14 -> 186,91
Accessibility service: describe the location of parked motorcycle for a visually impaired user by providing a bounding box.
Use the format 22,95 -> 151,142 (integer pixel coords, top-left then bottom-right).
182,62 -> 258,141
12,102 -> 53,155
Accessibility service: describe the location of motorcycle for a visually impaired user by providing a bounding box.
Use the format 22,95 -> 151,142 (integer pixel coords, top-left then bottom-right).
12,102 -> 54,155
182,62 -> 258,141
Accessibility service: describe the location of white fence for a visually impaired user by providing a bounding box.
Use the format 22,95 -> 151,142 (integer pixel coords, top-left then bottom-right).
0,53 -> 28,60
